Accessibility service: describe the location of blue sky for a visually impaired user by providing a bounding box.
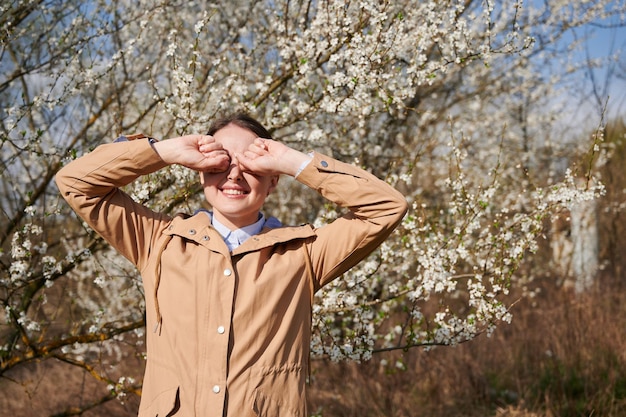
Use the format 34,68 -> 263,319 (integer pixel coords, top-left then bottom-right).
573,12 -> 626,120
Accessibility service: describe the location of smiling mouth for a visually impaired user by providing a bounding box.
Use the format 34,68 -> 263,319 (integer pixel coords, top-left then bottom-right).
222,189 -> 248,196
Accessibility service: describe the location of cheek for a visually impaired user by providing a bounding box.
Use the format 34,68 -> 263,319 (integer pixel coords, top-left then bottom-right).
201,176 -> 221,199
247,178 -> 272,195
202,185 -> 220,205
201,173 -> 220,186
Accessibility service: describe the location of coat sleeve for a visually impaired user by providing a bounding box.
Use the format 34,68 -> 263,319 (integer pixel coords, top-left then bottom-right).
55,139 -> 171,270
295,152 -> 409,289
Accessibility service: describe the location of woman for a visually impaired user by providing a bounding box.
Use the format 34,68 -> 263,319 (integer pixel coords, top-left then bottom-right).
56,113 -> 408,417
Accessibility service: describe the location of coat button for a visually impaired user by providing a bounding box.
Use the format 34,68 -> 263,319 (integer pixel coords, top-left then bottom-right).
188,229 -> 196,235
321,160 -> 328,167
217,326 -> 225,334
212,385 -> 220,394
202,235 -> 210,241
223,268 -> 232,276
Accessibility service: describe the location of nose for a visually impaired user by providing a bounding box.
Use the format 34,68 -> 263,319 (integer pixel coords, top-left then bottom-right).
227,156 -> 243,181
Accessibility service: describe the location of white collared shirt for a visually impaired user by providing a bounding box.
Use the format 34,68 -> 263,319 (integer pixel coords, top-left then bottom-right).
212,213 -> 266,251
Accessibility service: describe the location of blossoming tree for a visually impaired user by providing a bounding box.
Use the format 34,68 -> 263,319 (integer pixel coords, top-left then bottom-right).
0,0 -> 622,414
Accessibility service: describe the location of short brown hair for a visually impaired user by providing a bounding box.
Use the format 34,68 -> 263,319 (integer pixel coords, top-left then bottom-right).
207,112 -> 272,139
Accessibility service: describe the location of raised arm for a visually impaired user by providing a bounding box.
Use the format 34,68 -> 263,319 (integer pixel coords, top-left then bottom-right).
55,135 -> 230,267
297,152 -> 408,289
237,137 -> 409,290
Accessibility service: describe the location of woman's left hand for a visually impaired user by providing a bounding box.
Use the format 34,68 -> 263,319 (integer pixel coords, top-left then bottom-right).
237,138 -> 310,177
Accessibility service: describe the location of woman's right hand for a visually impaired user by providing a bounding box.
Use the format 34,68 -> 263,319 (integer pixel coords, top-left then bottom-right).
153,135 -> 231,172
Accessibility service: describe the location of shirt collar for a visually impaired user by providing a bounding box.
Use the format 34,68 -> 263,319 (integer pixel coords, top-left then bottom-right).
211,212 -> 266,251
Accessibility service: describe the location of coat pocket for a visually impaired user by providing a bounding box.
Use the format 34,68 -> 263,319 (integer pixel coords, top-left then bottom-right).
251,364 -> 305,417
138,386 -> 180,417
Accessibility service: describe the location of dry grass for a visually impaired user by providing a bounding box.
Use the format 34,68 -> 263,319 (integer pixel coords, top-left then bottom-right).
0,358 -> 141,417
307,278 -> 626,417
0,295 -> 145,417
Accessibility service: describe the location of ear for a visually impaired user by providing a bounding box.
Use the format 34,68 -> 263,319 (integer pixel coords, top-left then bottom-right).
267,175 -> 279,196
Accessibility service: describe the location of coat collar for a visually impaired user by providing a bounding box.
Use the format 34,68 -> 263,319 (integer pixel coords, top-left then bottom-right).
163,210 -> 315,255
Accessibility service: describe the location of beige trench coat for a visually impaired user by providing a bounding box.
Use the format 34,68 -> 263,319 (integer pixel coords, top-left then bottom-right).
56,138 -> 408,417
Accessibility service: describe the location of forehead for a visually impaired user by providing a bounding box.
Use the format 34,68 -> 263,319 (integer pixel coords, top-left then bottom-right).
213,124 -> 256,152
